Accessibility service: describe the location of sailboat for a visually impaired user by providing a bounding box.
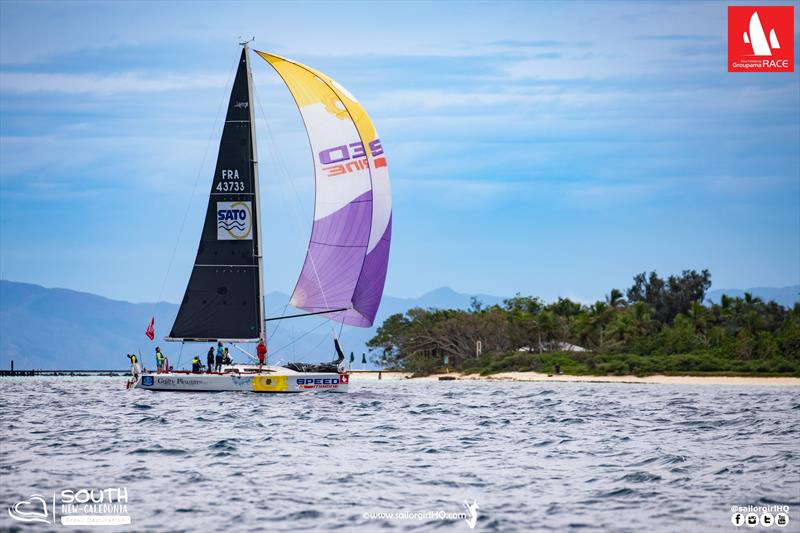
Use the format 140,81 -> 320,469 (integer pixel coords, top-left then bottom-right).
130,41 -> 391,393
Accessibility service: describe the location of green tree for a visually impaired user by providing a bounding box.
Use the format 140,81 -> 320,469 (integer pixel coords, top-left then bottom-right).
626,269 -> 711,324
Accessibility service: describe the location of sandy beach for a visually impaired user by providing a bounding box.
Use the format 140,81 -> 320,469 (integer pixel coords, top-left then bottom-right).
349,370 -> 800,386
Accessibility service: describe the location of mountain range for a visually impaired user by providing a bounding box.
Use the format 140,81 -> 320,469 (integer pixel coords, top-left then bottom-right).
0,280 -> 503,370
0,279 -> 796,370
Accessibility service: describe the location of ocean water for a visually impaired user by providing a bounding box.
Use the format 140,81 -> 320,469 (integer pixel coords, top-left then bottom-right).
0,378 -> 798,532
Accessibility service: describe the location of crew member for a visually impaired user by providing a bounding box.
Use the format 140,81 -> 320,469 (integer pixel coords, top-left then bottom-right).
155,347 -> 166,373
207,347 -> 215,373
215,345 -> 224,372
257,339 -> 267,368
223,348 -> 232,365
127,353 -> 141,377
191,355 -> 202,373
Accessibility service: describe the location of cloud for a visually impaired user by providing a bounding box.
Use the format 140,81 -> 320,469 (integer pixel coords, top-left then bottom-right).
0,71 -> 229,95
633,34 -> 717,42
704,175 -> 797,195
489,40 -> 563,48
564,180 -> 668,204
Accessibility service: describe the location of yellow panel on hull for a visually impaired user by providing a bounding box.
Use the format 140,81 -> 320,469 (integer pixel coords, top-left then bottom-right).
252,375 -> 288,392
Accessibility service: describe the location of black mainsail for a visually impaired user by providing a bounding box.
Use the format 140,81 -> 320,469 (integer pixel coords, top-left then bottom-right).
168,46 -> 264,342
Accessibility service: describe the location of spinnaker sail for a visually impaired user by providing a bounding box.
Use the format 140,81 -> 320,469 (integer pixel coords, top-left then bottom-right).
168,48 -> 264,341
256,52 -> 392,327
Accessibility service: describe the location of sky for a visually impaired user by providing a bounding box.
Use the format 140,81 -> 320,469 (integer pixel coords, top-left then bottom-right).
0,0 -> 798,306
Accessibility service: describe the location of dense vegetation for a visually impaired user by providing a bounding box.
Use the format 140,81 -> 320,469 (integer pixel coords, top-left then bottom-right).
367,270 -> 800,376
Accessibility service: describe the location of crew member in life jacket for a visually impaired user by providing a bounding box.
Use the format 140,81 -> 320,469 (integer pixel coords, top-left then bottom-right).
207,347 -> 215,373
215,341 -> 224,372
223,348 -> 232,365
155,347 -> 166,373
191,355 -> 202,373
257,339 -> 267,368
127,353 -> 140,377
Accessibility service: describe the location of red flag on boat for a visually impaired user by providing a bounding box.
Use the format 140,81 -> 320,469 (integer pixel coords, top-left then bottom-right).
145,317 -> 155,340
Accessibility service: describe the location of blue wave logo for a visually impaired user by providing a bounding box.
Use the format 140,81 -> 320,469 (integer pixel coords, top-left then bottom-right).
217,221 -> 247,230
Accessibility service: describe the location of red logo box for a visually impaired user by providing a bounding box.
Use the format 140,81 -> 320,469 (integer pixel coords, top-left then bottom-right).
728,6 -> 794,72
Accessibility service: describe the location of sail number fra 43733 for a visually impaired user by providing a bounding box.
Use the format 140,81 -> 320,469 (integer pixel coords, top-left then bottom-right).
216,169 -> 245,192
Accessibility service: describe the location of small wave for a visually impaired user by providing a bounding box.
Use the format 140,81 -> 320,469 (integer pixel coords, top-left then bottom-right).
618,472 -> 663,483
129,445 -> 188,456
598,487 -> 635,498
209,439 -> 237,452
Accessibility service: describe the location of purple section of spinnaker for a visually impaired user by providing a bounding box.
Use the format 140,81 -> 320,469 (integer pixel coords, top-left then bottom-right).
351,216 -> 392,326
291,191 -> 375,326
291,191 -> 391,327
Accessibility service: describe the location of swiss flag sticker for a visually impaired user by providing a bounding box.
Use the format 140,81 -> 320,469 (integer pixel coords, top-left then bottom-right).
339,373 -> 349,384
728,6 -> 795,72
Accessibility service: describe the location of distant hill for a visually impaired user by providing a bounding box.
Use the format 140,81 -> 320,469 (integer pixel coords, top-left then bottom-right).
0,280 -> 503,370
3,279 -> 795,370
706,285 -> 799,308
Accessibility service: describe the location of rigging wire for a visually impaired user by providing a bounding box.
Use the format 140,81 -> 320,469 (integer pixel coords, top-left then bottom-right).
149,49 -> 241,323
176,342 -> 185,370
251,81 -> 304,343
268,318 -> 330,357
252,72 -> 339,343
305,328 -> 333,360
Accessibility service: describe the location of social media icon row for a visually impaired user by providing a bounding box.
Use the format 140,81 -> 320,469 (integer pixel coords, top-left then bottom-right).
731,511 -> 790,527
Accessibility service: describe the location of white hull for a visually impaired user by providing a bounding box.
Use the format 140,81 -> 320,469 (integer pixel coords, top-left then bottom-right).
131,365 -> 349,393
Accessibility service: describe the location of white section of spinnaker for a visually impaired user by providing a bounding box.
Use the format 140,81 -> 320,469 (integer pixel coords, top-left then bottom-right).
367,160 -> 391,253
315,74 -> 390,256
301,103 -> 372,220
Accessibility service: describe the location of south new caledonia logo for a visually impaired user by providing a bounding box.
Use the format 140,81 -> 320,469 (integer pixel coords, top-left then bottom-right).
217,201 -> 253,240
728,6 -> 795,72
8,488 -> 131,526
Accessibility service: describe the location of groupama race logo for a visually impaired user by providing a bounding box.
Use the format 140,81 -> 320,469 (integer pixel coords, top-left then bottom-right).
728,6 -> 794,72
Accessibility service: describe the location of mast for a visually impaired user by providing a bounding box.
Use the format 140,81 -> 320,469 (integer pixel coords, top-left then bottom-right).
242,39 -> 265,342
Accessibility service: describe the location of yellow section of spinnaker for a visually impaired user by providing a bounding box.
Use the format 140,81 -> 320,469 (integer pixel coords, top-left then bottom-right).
255,51 -> 378,155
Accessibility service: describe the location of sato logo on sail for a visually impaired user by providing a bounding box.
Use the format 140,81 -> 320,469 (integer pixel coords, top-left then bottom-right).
216,201 -> 253,241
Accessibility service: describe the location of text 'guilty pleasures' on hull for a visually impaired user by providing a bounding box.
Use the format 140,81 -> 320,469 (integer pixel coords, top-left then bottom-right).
133,366 -> 349,393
